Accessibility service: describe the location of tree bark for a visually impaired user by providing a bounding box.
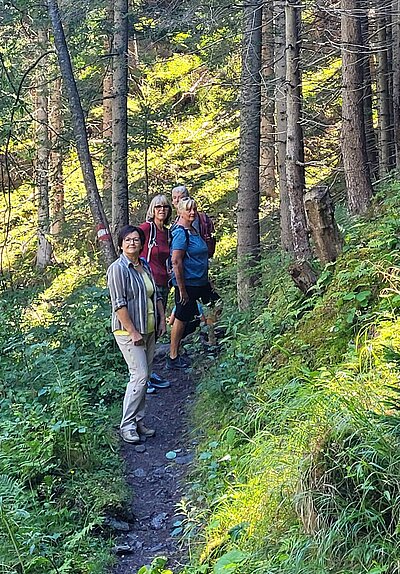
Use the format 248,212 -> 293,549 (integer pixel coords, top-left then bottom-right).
260,1 -> 276,198
102,0 -> 113,213
375,6 -> 394,176
360,6 -> 379,179
274,0 -> 292,252
341,0 -> 373,215
112,0 -> 129,237
50,75 -> 64,236
47,0 -> 116,264
392,0 -> 400,169
237,0 -> 262,311
285,1 -> 313,265
36,27 -> 52,268
304,186 -> 343,265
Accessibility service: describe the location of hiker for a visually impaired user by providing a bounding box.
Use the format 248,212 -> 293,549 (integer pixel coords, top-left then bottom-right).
171,184 -> 216,258
171,184 -> 189,212
107,225 -> 166,444
139,194 -> 173,393
166,197 -> 216,370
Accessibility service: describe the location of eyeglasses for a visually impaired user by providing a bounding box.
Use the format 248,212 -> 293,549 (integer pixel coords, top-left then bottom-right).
154,205 -> 168,210
124,237 -> 141,244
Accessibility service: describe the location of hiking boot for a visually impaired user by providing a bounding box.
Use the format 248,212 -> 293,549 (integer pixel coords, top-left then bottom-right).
146,381 -> 157,394
165,355 -> 189,370
137,421 -> 155,437
120,429 -> 140,444
149,373 -> 171,389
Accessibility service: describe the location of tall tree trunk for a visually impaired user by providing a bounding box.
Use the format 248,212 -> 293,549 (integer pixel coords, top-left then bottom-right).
260,1 -> 276,198
360,6 -> 379,179
47,0 -> 116,264
102,0 -> 113,213
376,6 -> 394,176
50,75 -> 64,236
285,1 -> 312,262
274,0 -> 292,252
237,0 -> 262,311
341,0 -> 373,215
112,0 -> 129,237
392,0 -> 400,169
36,28 -> 52,268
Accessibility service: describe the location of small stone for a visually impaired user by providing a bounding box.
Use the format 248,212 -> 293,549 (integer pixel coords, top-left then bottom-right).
135,444 -> 146,453
105,517 -> 130,532
151,512 -> 168,530
113,543 -> 132,554
133,468 -> 146,478
175,453 -> 194,465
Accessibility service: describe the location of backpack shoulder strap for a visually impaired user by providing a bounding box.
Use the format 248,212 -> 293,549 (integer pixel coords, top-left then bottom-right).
147,221 -> 157,262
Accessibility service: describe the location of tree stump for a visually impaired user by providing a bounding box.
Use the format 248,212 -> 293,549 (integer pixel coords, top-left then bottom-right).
304,186 -> 343,265
288,260 -> 318,294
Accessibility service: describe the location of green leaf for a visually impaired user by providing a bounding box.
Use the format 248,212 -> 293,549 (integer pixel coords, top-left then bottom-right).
355,290 -> 371,302
214,550 -> 248,574
346,308 -> 356,324
342,292 -> 356,301
199,451 -> 212,460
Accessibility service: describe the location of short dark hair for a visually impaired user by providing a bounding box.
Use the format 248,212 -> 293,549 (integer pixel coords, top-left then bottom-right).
117,225 -> 145,252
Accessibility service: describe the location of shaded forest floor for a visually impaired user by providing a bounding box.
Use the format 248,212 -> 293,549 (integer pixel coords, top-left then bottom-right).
112,345 -> 197,573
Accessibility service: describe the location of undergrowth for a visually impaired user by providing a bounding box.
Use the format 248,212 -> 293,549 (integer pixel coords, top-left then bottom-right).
0,261 -> 128,573
178,183 -> 400,574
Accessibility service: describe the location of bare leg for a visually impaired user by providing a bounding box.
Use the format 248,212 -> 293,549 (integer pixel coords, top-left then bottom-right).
170,318 -> 186,359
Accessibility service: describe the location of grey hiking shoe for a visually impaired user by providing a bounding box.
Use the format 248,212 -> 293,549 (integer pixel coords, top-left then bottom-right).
120,429 -> 140,444
137,421 -> 155,437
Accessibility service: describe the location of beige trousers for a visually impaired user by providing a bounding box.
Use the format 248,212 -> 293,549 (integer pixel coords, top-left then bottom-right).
114,332 -> 155,432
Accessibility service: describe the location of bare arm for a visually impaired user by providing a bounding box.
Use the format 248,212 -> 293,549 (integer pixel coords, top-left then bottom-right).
172,249 -> 189,304
115,306 -> 144,345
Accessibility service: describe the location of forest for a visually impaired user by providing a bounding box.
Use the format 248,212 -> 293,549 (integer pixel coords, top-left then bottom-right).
2,0 -> 400,572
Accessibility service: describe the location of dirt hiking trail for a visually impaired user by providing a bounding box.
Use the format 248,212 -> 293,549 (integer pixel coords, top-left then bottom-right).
111,344 -> 199,573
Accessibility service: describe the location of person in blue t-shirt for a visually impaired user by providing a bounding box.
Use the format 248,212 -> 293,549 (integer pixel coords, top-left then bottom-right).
166,197 -> 216,369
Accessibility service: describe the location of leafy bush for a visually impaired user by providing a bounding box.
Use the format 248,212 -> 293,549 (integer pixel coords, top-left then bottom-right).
0,264 -> 127,573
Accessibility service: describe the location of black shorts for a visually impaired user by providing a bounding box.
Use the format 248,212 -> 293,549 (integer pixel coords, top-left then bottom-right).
174,283 -> 219,323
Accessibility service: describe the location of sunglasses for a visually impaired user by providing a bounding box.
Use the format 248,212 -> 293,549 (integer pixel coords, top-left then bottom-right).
154,205 -> 169,210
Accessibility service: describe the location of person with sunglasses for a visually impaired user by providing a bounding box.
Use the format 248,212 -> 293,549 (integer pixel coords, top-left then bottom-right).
107,225 -> 166,444
167,197 -> 216,369
139,195 -> 173,392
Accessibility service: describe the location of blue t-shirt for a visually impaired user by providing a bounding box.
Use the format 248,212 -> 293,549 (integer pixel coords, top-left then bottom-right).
171,226 -> 208,286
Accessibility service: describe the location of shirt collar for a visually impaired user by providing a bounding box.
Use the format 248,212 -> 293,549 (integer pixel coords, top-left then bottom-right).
120,252 -> 147,271
120,252 -> 135,269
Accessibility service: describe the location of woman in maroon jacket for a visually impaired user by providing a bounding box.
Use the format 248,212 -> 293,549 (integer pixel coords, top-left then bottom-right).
139,194 -> 173,391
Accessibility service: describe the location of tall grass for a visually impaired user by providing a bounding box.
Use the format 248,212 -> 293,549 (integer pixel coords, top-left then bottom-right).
181,186 -> 400,574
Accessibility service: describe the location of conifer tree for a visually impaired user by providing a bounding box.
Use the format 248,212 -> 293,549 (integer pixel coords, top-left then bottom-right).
341,0 -> 373,215
237,0 -> 262,310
